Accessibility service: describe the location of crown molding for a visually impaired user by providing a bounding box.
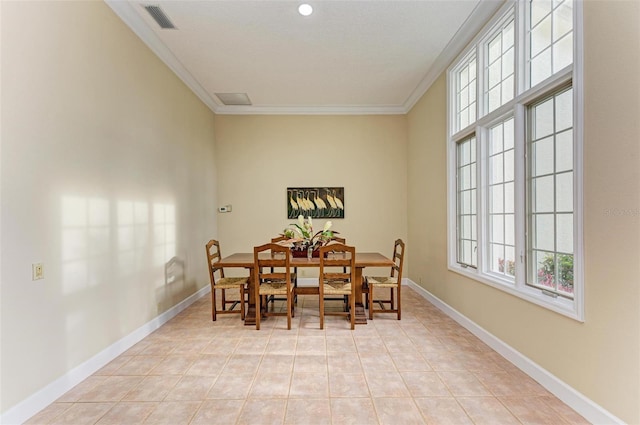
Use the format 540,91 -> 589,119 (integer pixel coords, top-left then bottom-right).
213,104 -> 408,116
403,0 -> 505,112
104,0 -> 222,113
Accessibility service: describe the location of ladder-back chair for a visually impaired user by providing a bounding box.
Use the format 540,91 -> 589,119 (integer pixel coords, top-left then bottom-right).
364,239 -> 405,320
205,239 -> 248,321
254,242 -> 295,330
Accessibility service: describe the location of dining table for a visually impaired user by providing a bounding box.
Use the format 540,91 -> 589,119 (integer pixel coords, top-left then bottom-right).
215,251 -> 395,326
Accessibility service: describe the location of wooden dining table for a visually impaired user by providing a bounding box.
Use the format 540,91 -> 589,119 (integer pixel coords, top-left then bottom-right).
216,252 -> 394,325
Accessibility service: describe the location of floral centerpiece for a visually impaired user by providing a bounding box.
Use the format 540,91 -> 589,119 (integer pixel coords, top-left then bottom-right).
282,215 -> 337,257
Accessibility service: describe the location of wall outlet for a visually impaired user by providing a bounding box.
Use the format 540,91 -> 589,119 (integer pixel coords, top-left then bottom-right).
32,263 -> 44,280
218,204 -> 232,213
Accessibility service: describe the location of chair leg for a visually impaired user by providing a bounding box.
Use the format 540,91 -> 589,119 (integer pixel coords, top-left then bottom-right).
221,288 -> 227,311
239,286 -> 245,321
319,288 -> 325,330
390,287 -> 394,311
396,285 -> 401,320
291,292 -> 295,318
368,285 -> 374,320
349,294 -> 355,330
255,286 -> 261,331
211,286 -> 217,321
287,294 -> 292,330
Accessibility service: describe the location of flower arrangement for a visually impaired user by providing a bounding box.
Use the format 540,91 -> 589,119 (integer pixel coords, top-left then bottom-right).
282,215 -> 337,255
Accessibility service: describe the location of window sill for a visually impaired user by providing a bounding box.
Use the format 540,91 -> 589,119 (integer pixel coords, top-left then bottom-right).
448,263 -> 583,322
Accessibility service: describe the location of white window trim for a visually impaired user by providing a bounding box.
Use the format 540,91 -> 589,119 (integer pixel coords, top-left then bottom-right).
446,0 -> 584,321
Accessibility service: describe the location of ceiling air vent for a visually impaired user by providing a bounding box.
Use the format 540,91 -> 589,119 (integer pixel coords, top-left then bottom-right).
215,93 -> 253,106
144,5 -> 176,29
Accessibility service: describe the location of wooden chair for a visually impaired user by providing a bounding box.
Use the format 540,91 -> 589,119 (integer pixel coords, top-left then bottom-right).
254,243 -> 295,330
364,239 -> 405,320
265,236 -> 298,307
205,239 -> 248,321
319,243 -> 356,330
326,236 -> 348,309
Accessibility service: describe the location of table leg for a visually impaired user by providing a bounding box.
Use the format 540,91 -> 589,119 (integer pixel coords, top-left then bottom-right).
353,266 -> 368,325
244,267 -> 257,326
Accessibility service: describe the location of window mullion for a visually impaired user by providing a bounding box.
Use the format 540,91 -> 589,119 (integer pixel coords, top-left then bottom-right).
516,0 -> 527,97
476,44 -> 486,120
514,103 -> 527,290
478,125 -> 489,274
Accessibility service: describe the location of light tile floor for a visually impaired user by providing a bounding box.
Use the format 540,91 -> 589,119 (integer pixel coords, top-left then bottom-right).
25,287 -> 589,424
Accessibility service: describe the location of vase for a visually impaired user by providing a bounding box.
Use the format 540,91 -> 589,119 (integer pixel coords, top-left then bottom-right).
291,247 -> 320,258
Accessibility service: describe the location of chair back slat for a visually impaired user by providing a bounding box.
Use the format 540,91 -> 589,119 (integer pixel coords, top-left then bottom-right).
254,243 -> 292,285
319,243 -> 355,286
262,272 -> 288,281
390,239 -> 405,280
323,272 -> 350,281
206,239 -> 227,283
322,258 -> 352,267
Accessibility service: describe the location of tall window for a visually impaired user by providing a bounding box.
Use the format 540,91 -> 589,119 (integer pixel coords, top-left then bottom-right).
488,118 -> 515,278
447,0 -> 582,319
528,87 -> 574,297
456,136 -> 477,268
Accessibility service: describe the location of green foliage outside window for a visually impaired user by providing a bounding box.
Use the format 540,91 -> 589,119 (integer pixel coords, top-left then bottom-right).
538,253 -> 574,293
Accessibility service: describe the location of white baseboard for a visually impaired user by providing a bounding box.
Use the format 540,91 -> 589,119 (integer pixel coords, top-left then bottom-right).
0,285 -> 211,425
405,279 -> 624,425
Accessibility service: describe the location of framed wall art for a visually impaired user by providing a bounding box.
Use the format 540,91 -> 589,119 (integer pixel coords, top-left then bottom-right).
287,187 -> 344,219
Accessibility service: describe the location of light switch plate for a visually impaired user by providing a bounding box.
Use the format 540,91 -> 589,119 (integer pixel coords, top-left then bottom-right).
32,263 -> 44,280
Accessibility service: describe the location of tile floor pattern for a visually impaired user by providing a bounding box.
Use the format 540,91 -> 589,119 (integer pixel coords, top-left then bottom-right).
25,287 -> 590,424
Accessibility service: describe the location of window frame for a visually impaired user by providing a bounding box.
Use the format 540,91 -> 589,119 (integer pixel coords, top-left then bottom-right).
446,0 -> 584,321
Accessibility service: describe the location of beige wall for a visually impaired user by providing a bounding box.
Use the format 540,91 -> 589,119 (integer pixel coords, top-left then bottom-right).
214,114 -> 408,277
1,1 -> 217,412
407,1 -> 640,422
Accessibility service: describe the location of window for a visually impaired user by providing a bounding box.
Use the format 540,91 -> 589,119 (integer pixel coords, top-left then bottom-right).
447,0 -> 582,320
456,136 -> 477,268
454,54 -> 477,132
528,0 -> 574,86
488,118 -> 515,278
528,87 -> 574,298
485,18 -> 515,113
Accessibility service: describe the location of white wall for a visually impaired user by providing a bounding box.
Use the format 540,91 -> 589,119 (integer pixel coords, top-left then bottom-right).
0,1 -> 217,413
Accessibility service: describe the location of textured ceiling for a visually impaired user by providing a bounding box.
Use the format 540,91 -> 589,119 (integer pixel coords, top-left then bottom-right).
106,0 -> 503,114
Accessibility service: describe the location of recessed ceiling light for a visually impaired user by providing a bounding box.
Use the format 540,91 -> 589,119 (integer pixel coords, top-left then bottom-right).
298,3 -> 313,16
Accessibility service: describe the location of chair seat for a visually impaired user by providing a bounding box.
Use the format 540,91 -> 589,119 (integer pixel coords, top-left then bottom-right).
214,276 -> 248,289
323,280 -> 352,295
366,276 -> 398,287
259,281 -> 294,295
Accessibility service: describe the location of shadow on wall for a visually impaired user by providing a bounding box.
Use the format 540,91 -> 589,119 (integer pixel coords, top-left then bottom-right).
156,256 -> 197,313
